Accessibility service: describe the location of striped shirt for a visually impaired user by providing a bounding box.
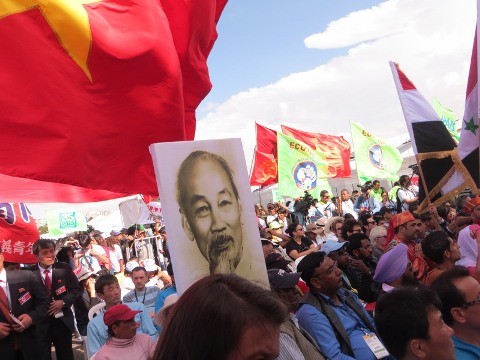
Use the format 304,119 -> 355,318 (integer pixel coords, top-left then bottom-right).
122,286 -> 160,314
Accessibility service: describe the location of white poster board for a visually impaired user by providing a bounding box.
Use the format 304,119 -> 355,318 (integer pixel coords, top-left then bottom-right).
149,139 -> 268,294
119,198 -> 163,227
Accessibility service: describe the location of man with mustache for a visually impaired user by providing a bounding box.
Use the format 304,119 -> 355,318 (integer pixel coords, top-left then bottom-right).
177,151 -> 243,274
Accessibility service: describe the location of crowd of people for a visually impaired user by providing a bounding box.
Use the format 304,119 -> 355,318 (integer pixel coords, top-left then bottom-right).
255,176 -> 480,360
1,174 -> 480,359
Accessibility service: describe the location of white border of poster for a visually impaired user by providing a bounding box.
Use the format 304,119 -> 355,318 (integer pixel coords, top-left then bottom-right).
149,138 -> 268,294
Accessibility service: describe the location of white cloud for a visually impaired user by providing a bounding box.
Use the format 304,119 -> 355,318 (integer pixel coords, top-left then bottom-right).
196,0 -> 476,172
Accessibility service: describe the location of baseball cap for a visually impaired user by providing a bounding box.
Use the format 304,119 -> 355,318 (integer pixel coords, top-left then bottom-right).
261,238 -> 276,247
103,304 -> 141,326
267,269 -> 301,289
110,230 -> 121,236
76,267 -> 96,282
265,252 -> 292,272
321,240 -> 349,255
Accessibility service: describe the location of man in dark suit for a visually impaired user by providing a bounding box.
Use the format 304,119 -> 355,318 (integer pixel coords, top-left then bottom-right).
29,239 -> 81,360
0,247 -> 49,359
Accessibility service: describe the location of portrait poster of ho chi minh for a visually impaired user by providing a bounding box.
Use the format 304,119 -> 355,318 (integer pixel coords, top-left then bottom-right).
149,139 -> 269,294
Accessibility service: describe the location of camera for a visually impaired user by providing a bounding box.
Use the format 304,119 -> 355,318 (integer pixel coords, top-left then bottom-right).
408,164 -> 419,176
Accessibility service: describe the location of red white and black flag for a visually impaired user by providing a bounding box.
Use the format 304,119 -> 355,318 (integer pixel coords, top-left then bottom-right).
456,28 -> 480,188
390,61 -> 477,211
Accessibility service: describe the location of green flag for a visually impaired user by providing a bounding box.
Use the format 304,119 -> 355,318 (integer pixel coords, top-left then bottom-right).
432,98 -> 460,142
350,122 -> 402,183
46,207 -> 88,235
277,133 -> 330,199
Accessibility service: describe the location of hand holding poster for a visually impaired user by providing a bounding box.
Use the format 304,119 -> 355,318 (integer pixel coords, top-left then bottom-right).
149,139 -> 268,294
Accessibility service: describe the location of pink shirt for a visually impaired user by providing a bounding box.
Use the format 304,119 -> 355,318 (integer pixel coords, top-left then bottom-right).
94,334 -> 155,360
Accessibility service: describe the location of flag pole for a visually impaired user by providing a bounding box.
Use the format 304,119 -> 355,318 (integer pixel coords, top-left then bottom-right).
349,120 -> 362,186
248,146 -> 257,182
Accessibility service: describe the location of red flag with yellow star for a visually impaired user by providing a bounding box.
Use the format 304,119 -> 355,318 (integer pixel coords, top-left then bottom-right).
0,0 -> 227,202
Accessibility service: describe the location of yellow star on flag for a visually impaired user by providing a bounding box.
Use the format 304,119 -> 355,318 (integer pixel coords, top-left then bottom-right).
1,0 -> 101,81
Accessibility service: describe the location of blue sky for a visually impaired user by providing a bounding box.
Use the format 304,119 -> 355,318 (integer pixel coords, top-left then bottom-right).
196,0 -> 475,167
200,0 -> 381,110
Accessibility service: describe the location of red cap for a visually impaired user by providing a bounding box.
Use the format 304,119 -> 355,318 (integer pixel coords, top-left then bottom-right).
103,304 -> 141,326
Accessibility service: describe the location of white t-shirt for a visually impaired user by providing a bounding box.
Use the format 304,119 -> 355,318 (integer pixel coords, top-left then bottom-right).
341,199 -> 358,220
266,215 -> 277,225
317,201 -> 336,219
397,188 -> 416,211
79,244 -> 106,273
106,244 -> 123,273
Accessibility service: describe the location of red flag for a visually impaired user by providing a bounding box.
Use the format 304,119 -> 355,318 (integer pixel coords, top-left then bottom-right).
0,203 -> 39,264
256,123 -> 278,156
249,150 -> 278,186
161,0 -> 228,139
249,123 -> 278,186
0,0 -> 227,202
281,125 -> 351,178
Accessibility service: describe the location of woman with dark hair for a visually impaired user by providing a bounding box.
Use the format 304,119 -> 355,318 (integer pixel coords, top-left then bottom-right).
285,222 -> 317,260
380,191 -> 396,212
56,246 -> 75,269
152,274 -> 288,360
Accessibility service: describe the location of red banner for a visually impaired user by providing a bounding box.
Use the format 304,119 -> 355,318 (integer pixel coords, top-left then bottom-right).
281,125 -> 352,178
0,203 -> 39,264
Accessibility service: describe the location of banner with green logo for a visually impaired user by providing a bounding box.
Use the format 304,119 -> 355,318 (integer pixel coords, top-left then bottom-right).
46,207 -> 88,235
350,122 -> 402,183
277,133 -> 330,199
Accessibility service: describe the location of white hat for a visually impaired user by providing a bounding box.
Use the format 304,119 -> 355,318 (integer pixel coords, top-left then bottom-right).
143,259 -> 157,272
125,260 -> 140,273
